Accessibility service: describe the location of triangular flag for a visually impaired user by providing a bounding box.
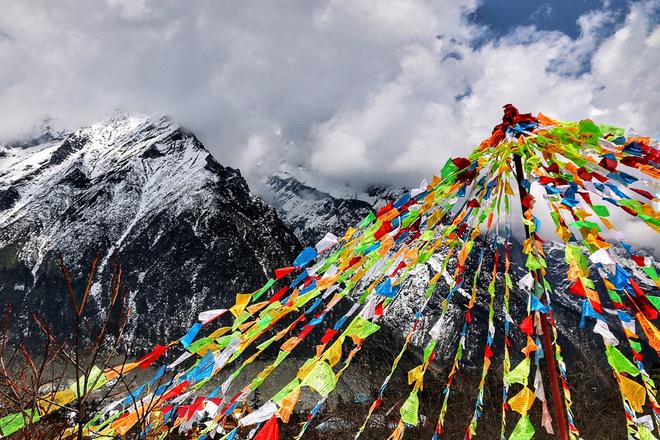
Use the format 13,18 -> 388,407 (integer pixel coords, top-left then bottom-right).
254,415 -> 279,440
509,414 -> 535,440
505,358 -> 530,386
230,293 -> 252,318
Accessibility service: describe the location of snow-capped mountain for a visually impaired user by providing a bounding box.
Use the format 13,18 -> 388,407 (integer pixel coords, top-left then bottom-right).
260,171 -> 406,244
0,114 -> 300,346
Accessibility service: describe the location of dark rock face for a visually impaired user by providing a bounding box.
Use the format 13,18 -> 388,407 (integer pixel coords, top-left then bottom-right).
0,114 -> 301,347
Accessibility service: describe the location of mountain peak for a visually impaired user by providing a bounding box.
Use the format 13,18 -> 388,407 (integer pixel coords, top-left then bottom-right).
0,113 -> 301,347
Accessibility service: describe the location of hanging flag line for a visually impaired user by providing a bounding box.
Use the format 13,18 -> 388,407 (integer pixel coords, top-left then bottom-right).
105,114 -> 660,439
355,160 -> 502,439
292,163 -> 503,440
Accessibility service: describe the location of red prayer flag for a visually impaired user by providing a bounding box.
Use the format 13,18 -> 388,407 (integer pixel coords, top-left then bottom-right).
137,344 -> 169,369
374,221 -> 392,240
599,157 -> 617,171
254,415 -> 280,440
546,162 -> 560,174
631,255 -> 648,267
377,202 -> 394,218
275,267 -> 296,280
568,279 -> 587,297
320,328 -> 338,344
452,157 -> 471,170
519,315 -> 534,336
467,199 -> 481,208
269,286 -> 289,304
375,301 -> 384,318
161,380 -> 190,401
631,188 -> 654,200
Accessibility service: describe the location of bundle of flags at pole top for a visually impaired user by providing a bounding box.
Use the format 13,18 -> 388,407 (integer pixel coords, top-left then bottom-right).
3,105 -> 659,439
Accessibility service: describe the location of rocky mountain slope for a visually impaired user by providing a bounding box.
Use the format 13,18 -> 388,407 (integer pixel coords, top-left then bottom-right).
260,172 -> 407,245
0,114 -> 301,346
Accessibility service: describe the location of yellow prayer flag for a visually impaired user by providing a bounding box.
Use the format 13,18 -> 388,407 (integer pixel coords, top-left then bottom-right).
324,340 -> 343,367
407,365 -> 424,390
230,293 -> 252,318
508,386 -> 536,415
208,326 -> 231,339
619,374 -> 646,413
343,227 -> 357,241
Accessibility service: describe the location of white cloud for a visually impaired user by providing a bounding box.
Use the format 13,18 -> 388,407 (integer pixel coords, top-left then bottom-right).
0,0 -> 657,194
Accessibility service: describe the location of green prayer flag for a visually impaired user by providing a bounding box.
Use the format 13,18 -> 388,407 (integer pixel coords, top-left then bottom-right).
302,361 -> 337,397
441,158 -> 458,182
509,415 -> 535,440
629,340 -> 643,353
424,340 -> 437,363
345,316 -> 380,340
570,220 -> 601,232
421,230 -> 434,241
400,391 -> 419,426
591,204 -> 610,217
418,251 -> 432,264
70,365 -> 106,397
605,345 -> 640,376
232,309 -> 252,331
643,267 -> 659,281
505,358 -> 530,386
188,337 -> 212,353
648,296 -> 660,312
525,254 -> 542,271
253,278 -> 276,301
0,409 -> 40,437
273,378 -> 300,403
637,424 -> 657,440
358,211 -> 376,228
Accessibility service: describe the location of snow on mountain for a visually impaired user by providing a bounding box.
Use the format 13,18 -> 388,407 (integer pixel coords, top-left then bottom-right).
260,171 -> 406,245
0,114 -> 301,346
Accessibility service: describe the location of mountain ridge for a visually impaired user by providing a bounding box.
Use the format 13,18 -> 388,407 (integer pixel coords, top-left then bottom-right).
0,113 -> 301,347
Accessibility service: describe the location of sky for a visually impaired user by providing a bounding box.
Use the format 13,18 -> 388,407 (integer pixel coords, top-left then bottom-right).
0,0 -> 658,194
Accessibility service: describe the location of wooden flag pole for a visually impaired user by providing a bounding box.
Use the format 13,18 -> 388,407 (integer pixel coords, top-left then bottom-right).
512,153 -> 570,440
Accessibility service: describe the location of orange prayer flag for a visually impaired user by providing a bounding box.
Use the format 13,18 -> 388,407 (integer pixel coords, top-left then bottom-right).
278,386 -> 301,423
636,313 -> 660,354
111,412 -> 138,436
103,362 -> 140,381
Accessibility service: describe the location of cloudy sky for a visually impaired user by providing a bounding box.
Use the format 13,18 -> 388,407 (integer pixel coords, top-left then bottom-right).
1,0 -> 658,192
